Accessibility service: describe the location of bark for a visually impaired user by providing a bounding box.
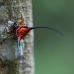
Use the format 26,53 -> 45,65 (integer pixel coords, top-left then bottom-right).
0,0 -> 34,74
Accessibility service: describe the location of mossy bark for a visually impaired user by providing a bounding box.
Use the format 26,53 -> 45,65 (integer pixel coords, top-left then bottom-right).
0,0 -> 34,74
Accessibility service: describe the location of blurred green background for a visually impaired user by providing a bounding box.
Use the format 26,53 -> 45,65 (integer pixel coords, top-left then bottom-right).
32,0 -> 74,74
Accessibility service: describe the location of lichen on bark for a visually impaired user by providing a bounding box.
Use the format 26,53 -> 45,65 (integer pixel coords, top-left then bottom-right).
0,0 -> 34,74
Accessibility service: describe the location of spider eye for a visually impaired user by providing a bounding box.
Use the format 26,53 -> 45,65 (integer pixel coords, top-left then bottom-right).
12,22 -> 19,30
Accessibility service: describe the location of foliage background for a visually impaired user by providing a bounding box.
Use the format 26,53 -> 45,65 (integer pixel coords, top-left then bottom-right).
32,0 -> 74,74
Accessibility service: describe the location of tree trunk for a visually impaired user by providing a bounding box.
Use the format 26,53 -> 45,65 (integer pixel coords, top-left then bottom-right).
0,0 -> 34,74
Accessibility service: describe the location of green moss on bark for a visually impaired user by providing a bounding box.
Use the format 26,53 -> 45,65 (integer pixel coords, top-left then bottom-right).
3,60 -> 17,74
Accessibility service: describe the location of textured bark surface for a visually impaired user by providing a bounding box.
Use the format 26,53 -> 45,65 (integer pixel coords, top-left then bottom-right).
0,0 -> 34,74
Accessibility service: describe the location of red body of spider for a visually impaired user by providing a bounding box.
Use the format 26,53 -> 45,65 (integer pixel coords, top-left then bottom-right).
16,26 -> 31,40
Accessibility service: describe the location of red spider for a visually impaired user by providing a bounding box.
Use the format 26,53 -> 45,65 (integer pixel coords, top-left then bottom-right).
0,17 -> 63,46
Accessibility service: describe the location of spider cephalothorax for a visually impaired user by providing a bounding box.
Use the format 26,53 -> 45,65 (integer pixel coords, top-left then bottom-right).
5,18 -> 25,38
